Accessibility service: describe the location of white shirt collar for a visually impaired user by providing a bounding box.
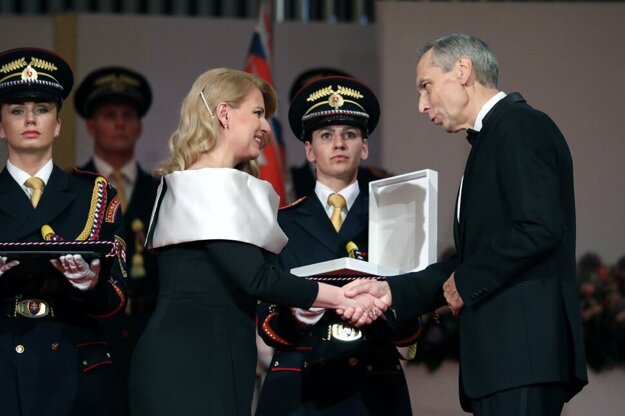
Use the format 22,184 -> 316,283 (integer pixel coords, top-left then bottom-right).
315,180 -> 360,218
473,91 -> 506,132
93,155 -> 138,184
7,159 -> 53,195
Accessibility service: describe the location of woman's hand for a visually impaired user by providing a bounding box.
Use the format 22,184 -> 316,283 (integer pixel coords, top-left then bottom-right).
336,279 -> 392,325
290,307 -> 326,326
339,292 -> 387,327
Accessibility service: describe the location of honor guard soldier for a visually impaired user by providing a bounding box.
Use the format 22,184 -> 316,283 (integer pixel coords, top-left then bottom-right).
0,47 -> 127,415
256,76 -> 420,415
287,68 -> 393,200
74,66 -> 159,413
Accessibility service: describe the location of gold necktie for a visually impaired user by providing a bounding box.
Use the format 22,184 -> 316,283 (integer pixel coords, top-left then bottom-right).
328,193 -> 346,232
111,170 -> 128,212
24,176 -> 45,208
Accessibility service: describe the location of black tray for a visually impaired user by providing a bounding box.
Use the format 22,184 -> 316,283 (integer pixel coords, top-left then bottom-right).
0,241 -> 119,281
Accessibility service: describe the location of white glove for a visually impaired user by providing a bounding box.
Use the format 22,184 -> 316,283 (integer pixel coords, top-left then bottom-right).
50,254 -> 100,291
0,256 -> 20,277
290,307 -> 326,326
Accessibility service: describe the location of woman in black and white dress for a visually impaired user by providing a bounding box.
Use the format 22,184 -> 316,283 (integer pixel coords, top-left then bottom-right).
129,68 -> 386,416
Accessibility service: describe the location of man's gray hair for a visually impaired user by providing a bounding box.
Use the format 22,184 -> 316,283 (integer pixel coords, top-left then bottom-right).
417,33 -> 499,88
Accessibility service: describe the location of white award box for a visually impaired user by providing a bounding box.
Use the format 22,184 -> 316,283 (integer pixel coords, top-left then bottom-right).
290,169 -> 438,280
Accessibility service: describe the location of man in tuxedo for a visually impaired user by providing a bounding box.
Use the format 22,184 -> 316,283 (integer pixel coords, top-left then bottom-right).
345,33 -> 587,415
256,76 -> 420,415
74,66 -> 159,414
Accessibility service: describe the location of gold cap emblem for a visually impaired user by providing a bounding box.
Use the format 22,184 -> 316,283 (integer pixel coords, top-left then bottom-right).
21,64 -> 38,81
328,92 -> 344,109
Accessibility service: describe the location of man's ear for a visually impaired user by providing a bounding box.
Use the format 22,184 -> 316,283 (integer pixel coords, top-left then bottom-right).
137,121 -> 143,140
360,139 -> 369,161
86,119 -> 96,137
457,56 -> 473,85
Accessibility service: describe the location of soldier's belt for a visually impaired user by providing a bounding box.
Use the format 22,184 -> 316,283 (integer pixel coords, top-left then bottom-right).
6,298 -> 54,318
322,323 -> 363,342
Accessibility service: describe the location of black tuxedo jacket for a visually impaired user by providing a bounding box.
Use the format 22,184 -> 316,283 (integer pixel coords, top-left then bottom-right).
0,165 -> 126,415
388,93 -> 587,408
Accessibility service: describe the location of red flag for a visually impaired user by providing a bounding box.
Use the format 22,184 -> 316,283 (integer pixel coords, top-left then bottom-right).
244,0 -> 288,206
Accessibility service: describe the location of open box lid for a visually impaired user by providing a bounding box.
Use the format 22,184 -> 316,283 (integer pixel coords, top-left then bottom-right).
290,169 -> 438,279
368,168 -> 438,273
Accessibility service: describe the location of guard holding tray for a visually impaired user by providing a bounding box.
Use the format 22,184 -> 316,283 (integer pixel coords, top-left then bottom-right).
256,76 -> 420,415
0,47 -> 127,415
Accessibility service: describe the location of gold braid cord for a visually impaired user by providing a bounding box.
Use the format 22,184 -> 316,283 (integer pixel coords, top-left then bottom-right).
76,176 -> 107,241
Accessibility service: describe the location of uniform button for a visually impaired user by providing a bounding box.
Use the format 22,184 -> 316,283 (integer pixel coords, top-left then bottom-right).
303,362 -> 309,368
366,365 -> 373,372
15,345 -> 25,354
396,365 -> 401,371
348,357 -> 358,366
273,361 -> 279,367
82,360 -> 88,366
51,342 -> 59,351
106,353 -> 111,358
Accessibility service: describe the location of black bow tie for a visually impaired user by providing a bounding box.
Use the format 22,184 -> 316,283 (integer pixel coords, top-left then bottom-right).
466,128 -> 479,145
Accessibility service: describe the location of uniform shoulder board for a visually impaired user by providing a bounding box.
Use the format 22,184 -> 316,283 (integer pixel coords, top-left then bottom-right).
280,196 -> 307,210
72,167 -> 109,186
72,166 -> 99,176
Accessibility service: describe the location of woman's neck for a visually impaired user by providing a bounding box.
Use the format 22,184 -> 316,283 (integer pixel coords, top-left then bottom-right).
8,151 -> 52,176
187,147 -> 236,170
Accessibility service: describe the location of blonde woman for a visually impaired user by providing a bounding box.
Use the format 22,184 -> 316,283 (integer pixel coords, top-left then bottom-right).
129,68 -> 385,415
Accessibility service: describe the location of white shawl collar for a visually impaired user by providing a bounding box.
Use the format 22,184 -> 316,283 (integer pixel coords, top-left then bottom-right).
147,168 -> 287,254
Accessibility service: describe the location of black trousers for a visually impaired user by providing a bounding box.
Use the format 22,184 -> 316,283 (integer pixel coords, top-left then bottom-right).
472,383 -> 568,416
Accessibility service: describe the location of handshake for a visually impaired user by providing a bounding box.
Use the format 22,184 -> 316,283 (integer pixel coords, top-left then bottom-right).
294,279 -> 393,327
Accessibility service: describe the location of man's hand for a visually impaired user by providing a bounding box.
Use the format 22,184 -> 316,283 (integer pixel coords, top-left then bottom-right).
50,254 -> 100,291
443,273 -> 464,316
337,280 -> 391,325
339,292 -> 387,327
343,280 -> 392,307
0,256 -> 19,277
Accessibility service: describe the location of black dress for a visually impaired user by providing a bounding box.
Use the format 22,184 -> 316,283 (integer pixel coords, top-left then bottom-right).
78,160 -> 159,414
129,168 -> 319,415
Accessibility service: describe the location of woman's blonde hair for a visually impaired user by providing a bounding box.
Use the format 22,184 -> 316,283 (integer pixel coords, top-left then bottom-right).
154,68 -> 277,177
